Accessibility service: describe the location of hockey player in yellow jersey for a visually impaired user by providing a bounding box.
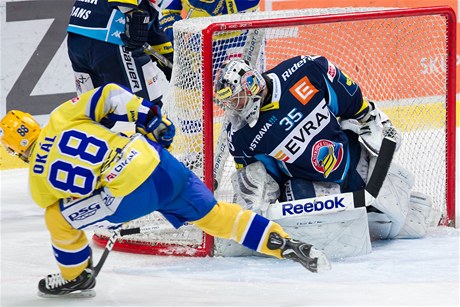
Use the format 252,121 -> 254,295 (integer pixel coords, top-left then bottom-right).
159,0 -> 260,45
0,83 -> 330,297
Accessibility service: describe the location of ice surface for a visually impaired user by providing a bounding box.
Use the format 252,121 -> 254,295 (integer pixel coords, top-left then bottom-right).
1,168 -> 459,306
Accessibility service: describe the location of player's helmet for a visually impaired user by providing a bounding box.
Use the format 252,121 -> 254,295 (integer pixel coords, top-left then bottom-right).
0,110 -> 41,161
214,59 -> 266,128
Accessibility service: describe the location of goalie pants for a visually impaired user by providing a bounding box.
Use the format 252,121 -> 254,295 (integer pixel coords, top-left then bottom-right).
45,140 -> 289,280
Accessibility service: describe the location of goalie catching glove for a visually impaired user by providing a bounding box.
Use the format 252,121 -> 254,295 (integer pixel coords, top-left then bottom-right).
357,100 -> 401,155
136,105 -> 175,149
121,9 -> 150,50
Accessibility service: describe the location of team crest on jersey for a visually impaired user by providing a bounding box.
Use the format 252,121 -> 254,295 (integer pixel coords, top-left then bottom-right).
327,62 -> 337,82
312,140 -> 343,178
289,76 -> 318,105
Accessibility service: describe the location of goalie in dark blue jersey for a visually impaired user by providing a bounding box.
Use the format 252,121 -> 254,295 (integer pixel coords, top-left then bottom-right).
213,57 -> 436,258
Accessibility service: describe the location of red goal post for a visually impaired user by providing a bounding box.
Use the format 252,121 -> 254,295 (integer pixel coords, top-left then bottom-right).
199,6 -> 456,226
93,6 -> 457,256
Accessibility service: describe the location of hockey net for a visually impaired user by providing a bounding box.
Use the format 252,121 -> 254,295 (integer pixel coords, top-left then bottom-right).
93,6 -> 456,256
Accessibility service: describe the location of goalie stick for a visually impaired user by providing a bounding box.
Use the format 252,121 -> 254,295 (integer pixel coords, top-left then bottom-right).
354,136 -> 397,206
143,43 -> 173,69
266,135 -> 397,220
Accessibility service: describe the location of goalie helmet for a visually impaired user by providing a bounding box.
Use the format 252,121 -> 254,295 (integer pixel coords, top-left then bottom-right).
0,110 -> 41,161
214,59 -> 266,128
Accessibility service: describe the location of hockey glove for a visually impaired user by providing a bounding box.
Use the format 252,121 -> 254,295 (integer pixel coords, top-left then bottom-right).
121,9 -> 150,50
136,105 -> 176,148
359,101 -> 401,155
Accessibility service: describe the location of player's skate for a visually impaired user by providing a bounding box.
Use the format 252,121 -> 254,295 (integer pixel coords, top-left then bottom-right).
37,267 -> 96,298
267,232 -> 331,273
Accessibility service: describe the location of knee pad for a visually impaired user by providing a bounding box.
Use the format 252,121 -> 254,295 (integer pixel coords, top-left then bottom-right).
368,161 -> 414,239
396,192 -> 434,239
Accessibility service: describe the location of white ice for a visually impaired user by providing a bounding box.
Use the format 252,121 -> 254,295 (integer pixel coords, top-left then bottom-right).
1,166 -> 459,307
1,121 -> 460,306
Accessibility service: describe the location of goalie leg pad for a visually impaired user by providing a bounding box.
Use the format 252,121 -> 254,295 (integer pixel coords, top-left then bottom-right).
213,237 -> 258,257
274,207 -> 371,259
396,192 -> 434,239
368,161 -> 415,240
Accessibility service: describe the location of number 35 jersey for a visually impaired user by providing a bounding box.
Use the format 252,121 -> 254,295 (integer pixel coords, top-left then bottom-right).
228,55 -> 368,185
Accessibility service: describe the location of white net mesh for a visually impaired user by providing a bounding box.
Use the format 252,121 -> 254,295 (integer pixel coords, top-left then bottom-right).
93,7 -> 454,255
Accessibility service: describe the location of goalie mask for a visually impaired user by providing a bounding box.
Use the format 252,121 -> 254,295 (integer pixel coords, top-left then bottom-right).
214,59 -> 266,128
0,110 -> 41,162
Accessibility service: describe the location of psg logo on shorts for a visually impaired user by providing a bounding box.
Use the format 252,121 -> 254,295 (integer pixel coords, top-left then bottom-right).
311,140 -> 343,178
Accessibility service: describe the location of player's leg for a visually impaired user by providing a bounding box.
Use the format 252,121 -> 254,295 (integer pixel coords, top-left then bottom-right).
104,46 -> 168,103
67,33 -> 97,94
230,155 -> 370,259
153,149 -> 330,272
69,34 -> 168,104
192,200 -> 330,272
38,203 -> 95,297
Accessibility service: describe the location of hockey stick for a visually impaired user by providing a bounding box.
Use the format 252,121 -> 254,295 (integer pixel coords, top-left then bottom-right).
93,229 -> 120,277
265,135 -> 397,220
352,135 -> 397,207
93,223 -> 194,277
143,43 -> 173,69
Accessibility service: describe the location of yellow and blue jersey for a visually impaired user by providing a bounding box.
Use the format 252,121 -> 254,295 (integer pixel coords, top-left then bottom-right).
28,83 -> 159,209
30,83 -> 293,281
159,0 -> 260,43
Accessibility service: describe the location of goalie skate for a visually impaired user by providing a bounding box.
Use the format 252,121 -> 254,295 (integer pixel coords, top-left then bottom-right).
37,268 -> 96,298
267,232 -> 331,273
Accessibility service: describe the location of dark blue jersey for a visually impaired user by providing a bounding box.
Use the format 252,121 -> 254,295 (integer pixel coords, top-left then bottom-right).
68,0 -> 171,51
159,0 -> 260,44
228,55 -> 367,186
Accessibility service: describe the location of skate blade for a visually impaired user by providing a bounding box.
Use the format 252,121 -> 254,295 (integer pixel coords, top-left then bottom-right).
37,289 -> 96,298
310,248 -> 332,272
